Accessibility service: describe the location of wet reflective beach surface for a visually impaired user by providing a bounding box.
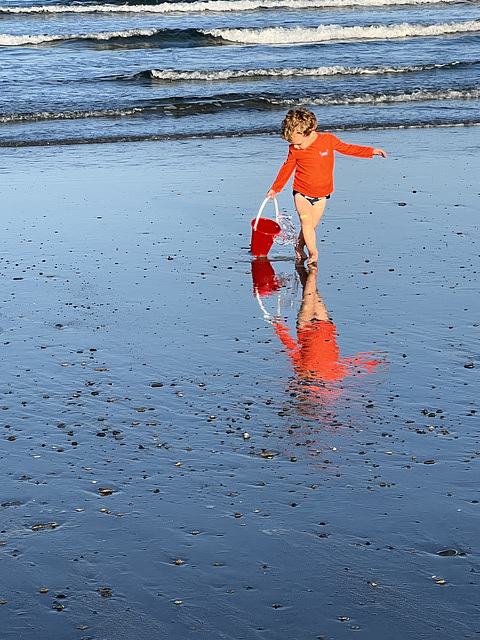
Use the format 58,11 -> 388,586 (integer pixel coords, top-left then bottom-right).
1,129 -> 479,639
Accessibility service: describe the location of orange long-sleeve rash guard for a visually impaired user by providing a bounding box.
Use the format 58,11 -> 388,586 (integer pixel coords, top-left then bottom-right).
270,132 -> 374,199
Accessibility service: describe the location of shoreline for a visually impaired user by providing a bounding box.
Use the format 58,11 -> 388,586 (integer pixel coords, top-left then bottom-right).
0,120 -> 478,148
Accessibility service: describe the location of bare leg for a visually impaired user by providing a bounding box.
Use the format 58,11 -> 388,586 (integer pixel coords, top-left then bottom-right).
294,194 -> 327,265
296,264 -> 329,330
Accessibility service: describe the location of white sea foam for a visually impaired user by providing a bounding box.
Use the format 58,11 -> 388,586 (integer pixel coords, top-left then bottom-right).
1,88 -> 477,124
282,88 -> 480,105
0,28 -> 160,46
2,19 -> 478,49
147,61 -> 464,81
0,0 -> 464,14
203,20 -> 480,44
0,107 -> 143,123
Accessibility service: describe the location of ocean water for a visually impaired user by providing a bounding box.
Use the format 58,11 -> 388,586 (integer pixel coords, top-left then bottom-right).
1,0 -> 479,145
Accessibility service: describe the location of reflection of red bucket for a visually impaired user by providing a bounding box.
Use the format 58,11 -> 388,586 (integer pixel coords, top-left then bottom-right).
250,217 -> 281,257
251,258 -> 280,297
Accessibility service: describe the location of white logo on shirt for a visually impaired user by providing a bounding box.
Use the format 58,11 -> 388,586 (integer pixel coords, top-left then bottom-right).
319,150 -> 328,156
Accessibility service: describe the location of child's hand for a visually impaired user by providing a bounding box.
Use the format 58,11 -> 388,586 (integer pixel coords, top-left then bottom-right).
373,148 -> 387,158
267,189 -> 277,199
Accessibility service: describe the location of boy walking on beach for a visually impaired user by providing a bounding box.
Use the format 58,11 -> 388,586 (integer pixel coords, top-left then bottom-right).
267,108 -> 387,266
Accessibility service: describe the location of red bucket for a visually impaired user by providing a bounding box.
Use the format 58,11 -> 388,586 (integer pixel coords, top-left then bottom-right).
251,257 -> 281,297
250,197 -> 281,257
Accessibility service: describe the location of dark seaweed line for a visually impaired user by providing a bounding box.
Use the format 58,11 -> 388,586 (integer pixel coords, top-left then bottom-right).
0,120 -> 478,148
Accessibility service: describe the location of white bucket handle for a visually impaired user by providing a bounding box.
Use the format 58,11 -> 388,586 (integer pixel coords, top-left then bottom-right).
253,197 -> 279,231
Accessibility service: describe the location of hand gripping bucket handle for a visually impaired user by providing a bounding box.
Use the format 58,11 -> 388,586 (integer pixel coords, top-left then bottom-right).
253,197 -> 280,231
250,198 -> 282,257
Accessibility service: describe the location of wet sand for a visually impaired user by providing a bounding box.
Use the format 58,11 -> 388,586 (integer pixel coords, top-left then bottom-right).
1,128 -> 479,640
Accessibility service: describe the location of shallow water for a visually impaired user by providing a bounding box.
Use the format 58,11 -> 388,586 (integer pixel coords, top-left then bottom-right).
1,128 -> 479,639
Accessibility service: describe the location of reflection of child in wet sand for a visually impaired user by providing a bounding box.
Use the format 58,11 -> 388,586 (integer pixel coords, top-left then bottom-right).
267,108 -> 387,266
273,266 -> 381,388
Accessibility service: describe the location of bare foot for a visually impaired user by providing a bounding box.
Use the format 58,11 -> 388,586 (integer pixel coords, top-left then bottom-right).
307,252 -> 318,266
295,244 -> 307,262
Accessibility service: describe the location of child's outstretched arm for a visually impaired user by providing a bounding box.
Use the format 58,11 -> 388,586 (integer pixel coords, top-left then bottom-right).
332,135 -> 386,159
267,188 -> 277,199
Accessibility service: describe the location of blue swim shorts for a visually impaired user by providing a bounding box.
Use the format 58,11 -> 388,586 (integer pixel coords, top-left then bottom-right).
293,190 -> 331,205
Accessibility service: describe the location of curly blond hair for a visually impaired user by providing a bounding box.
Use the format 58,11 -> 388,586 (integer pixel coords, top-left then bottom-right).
281,108 -> 318,141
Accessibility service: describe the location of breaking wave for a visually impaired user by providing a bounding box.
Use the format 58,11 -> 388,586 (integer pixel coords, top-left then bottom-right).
286,87 -> 480,105
0,0 -> 465,15
5,20 -> 477,48
2,87 -> 478,123
135,60 -> 476,82
0,27 -> 215,47
203,20 -> 480,44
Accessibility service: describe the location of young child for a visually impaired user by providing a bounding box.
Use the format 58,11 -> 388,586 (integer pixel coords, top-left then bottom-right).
267,108 -> 387,266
